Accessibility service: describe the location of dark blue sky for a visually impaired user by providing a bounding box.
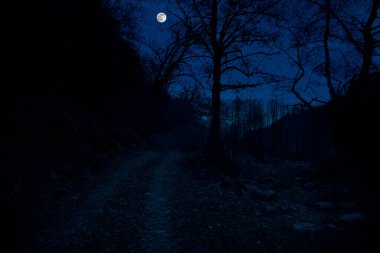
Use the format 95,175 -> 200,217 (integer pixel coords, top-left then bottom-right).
130,0 -> 302,103
117,0 -> 377,105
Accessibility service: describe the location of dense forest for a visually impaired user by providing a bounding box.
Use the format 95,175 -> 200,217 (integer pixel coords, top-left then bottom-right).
2,0 -> 379,252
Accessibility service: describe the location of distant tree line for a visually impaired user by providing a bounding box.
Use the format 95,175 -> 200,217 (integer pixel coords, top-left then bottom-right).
220,97 -> 292,138
218,97 -> 332,160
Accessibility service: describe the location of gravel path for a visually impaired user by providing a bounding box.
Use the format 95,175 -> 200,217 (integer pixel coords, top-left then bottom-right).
37,151 -> 164,252
29,151 -> 377,253
142,152 -> 179,253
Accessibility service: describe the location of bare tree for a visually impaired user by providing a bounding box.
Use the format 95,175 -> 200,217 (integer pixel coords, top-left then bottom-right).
307,0 -> 380,98
171,0 -> 282,151
322,0 -> 337,99
323,0 -> 378,79
103,0 -> 140,41
268,98 -> 280,124
148,27 -> 196,95
279,0 -> 379,108
278,0 -> 379,167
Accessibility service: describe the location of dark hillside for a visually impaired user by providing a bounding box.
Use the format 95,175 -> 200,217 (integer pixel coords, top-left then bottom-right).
244,72 -> 380,182
2,1 -> 151,251
244,108 -> 335,161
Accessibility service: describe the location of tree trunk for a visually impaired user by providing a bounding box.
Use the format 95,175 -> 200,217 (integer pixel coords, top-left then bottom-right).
348,0 -> 378,103
323,0 -> 336,99
206,0 -> 222,152
359,0 -> 378,80
207,59 -> 222,151
359,33 -> 374,81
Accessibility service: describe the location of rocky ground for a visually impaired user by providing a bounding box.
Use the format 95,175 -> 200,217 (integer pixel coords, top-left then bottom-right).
15,151 -> 380,253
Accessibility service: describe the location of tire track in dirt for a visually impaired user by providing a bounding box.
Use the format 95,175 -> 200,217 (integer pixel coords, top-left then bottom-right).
141,152 -> 180,253
38,151 -> 162,252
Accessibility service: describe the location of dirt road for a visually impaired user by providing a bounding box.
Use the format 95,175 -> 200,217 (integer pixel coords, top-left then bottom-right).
30,151 -> 377,253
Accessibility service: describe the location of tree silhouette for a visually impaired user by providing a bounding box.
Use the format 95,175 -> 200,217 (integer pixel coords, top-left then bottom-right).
280,0 -> 379,108
322,0 -> 336,99
171,0 -> 282,151
6,0 -> 147,118
148,27 -> 196,95
309,0 -> 379,80
279,0 -> 379,174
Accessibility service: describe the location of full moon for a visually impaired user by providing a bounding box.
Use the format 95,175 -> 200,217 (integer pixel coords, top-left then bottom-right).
156,12 -> 167,23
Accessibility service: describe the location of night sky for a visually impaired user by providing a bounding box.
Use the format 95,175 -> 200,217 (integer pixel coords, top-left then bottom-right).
117,0 -> 377,105
131,0 -> 294,103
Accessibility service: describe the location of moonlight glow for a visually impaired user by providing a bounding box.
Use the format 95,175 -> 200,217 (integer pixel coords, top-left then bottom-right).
156,12 -> 167,23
